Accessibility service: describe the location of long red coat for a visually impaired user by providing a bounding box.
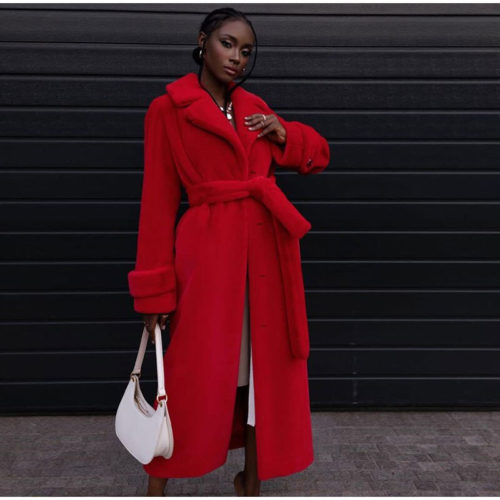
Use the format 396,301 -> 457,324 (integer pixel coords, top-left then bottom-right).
128,72 -> 330,480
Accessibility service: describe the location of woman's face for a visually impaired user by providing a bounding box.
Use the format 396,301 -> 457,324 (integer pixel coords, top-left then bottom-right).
199,19 -> 255,82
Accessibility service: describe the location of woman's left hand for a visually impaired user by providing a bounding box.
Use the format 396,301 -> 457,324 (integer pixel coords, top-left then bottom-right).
244,113 -> 287,145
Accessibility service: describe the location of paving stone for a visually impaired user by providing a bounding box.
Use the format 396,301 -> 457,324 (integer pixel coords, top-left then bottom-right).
374,459 -> 402,470
2,411 -> 500,495
414,470 -> 460,482
369,469 -> 418,482
370,479 -> 417,495
417,461 -> 445,472
413,479 -> 438,490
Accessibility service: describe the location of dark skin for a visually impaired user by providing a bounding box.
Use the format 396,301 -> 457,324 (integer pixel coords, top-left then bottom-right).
145,18 -> 286,496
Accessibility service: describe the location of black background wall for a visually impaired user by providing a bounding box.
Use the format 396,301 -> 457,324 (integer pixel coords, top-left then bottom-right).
1,3 -> 500,413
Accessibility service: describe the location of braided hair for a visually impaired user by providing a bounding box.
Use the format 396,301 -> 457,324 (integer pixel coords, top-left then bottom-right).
191,7 -> 258,116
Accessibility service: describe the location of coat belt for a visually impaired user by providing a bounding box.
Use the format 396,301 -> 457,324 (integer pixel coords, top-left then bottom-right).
185,175 -> 311,360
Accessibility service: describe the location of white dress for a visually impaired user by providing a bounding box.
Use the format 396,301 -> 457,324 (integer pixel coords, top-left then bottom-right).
237,273 -> 255,427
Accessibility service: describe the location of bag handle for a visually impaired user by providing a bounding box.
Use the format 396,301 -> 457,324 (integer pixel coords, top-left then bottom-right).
130,324 -> 167,401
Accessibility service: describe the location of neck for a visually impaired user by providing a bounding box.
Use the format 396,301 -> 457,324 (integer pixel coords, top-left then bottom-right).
198,67 -> 233,105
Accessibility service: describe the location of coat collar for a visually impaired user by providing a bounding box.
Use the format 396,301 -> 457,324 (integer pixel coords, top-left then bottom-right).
165,72 -> 267,160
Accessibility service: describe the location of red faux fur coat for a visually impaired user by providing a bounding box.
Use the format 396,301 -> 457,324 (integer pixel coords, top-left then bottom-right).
128,72 -> 330,480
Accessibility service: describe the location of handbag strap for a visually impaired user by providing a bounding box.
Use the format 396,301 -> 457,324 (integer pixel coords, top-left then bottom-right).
131,324 -> 166,398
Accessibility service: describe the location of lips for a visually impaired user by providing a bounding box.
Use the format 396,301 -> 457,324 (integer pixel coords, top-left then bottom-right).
224,66 -> 237,76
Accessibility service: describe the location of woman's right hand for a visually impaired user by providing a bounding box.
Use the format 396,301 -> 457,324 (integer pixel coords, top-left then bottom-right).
142,313 -> 170,343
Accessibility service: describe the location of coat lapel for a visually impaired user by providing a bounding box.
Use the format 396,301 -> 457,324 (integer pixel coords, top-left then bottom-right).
232,87 -> 265,157
166,72 -> 266,163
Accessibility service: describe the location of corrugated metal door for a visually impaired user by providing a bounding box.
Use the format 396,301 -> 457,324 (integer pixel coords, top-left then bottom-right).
1,4 -> 499,412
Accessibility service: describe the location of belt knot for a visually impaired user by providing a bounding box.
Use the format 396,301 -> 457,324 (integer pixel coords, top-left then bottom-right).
186,175 -> 311,239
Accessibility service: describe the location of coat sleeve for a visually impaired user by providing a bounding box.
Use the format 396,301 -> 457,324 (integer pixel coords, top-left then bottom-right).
262,103 -> 330,175
127,96 -> 181,314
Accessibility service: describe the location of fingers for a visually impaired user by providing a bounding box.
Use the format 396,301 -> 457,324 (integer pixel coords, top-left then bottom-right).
143,314 -> 158,343
244,113 -> 271,130
142,313 -> 170,344
159,314 -> 169,330
257,122 -> 275,138
143,314 -> 158,334
244,113 -> 280,139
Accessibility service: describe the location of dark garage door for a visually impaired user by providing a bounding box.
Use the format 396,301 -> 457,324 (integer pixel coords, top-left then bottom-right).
1,4 -> 500,412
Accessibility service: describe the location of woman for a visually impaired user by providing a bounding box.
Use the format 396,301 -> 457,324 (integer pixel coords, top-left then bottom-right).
128,7 -> 330,496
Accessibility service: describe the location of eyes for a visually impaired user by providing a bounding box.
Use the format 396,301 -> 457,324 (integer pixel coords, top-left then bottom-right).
221,39 -> 252,57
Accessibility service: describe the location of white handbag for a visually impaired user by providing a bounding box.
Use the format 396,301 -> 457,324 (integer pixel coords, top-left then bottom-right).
115,323 -> 174,464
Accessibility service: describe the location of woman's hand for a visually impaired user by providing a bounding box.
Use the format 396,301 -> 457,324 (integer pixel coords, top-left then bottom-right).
244,113 -> 287,145
142,313 -> 170,343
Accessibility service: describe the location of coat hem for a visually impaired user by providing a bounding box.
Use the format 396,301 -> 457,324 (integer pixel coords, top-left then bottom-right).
143,454 -> 228,479
257,453 -> 314,481
143,453 -> 314,482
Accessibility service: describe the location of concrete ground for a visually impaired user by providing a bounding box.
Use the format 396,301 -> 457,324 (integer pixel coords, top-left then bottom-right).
1,410 -> 500,496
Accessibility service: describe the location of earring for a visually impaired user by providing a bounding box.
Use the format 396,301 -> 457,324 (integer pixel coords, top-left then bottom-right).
199,48 -> 203,59
242,67 -> 246,72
